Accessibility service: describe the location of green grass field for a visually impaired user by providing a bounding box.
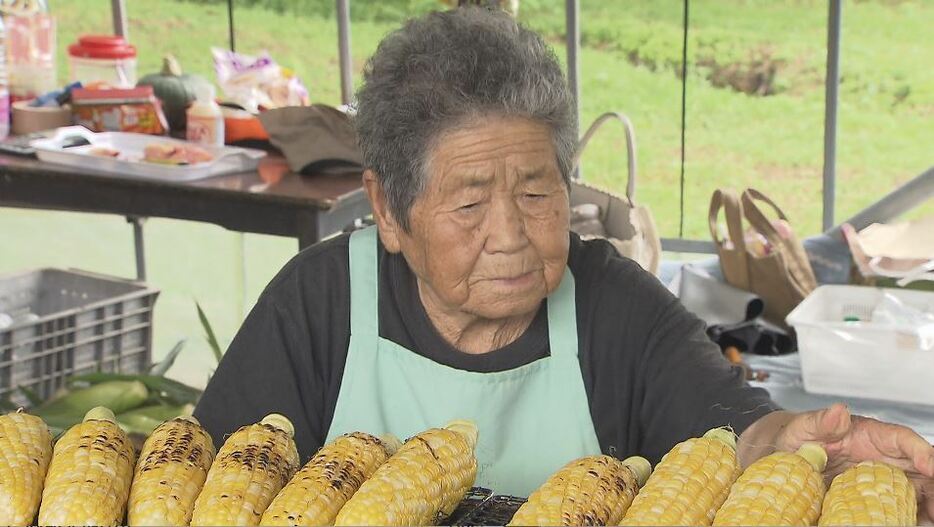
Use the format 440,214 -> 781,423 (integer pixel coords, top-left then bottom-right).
1,0 -> 930,387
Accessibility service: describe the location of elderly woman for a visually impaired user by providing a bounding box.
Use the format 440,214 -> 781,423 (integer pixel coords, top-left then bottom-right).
195,7 -> 934,510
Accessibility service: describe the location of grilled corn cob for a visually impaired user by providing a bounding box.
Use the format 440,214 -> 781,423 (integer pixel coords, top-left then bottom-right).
713,442 -> 827,526
621,427 -> 742,526
37,406 -> 136,526
508,455 -> 652,526
127,415 -> 216,526
334,420 -> 479,526
261,432 -> 403,526
0,410 -> 53,526
190,413 -> 300,526
819,461 -> 917,526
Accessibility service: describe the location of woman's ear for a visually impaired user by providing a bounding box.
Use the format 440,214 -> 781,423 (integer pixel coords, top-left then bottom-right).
362,169 -> 403,253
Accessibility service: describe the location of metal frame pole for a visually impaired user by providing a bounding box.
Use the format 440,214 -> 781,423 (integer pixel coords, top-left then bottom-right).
566,0 -> 580,179
227,0 -> 236,51
127,216 -> 146,281
113,0 -> 147,280
822,0 -> 842,232
337,0 -> 353,105
565,0 -> 580,124
111,0 -> 128,39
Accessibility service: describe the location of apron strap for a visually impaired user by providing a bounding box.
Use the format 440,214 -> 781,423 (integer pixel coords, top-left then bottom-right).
349,226 -> 380,336
547,267 -> 579,358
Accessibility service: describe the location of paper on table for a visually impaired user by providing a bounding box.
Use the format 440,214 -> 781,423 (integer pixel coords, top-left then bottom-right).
857,216 -> 934,260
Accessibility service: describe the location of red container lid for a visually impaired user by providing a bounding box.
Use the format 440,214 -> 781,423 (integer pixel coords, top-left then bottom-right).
68,35 -> 137,60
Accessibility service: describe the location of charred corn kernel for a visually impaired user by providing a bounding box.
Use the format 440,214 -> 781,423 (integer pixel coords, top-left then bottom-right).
819,461 -> 917,526
334,420 -> 479,526
0,410 -> 53,526
508,455 -> 652,526
261,432 -> 402,526
621,428 -> 741,526
127,416 -> 216,526
190,413 -> 300,526
37,406 -> 135,526
713,443 -> 827,526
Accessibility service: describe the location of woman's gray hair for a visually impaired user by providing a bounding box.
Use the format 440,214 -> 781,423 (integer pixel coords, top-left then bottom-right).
354,7 -> 577,231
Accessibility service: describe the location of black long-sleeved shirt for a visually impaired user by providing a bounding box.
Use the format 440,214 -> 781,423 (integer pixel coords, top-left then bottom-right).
195,232 -> 778,463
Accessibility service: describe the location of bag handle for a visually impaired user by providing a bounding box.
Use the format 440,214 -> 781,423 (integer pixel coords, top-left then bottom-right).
741,188 -> 789,246
573,112 -> 636,202
709,188 -> 747,253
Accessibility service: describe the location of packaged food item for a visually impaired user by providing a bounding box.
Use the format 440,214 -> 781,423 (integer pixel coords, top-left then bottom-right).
70,85 -> 167,135
212,47 -> 309,113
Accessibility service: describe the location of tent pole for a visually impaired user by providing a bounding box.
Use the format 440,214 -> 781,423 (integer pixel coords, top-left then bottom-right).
822,0 -> 842,231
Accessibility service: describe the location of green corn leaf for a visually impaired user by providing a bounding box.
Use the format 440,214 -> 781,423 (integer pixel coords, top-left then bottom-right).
149,339 -> 187,376
195,301 -> 223,364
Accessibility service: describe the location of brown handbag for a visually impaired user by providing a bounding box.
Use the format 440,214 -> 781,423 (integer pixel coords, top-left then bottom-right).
570,112 -> 661,275
709,188 -> 817,327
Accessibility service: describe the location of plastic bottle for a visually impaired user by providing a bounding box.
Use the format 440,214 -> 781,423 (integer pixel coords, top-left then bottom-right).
2,0 -> 56,102
0,16 -> 9,140
186,84 -> 224,147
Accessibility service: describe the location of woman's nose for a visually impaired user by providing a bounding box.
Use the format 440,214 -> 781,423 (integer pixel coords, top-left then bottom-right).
485,196 -> 528,254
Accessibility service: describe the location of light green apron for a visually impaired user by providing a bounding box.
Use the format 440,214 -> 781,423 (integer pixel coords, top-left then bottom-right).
325,226 -> 602,496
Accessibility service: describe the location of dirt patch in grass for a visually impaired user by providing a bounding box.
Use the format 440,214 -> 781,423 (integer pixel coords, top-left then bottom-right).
624,44 -> 788,97
698,47 -> 784,96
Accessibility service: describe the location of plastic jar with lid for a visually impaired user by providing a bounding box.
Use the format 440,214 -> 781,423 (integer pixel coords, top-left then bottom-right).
68,35 -> 136,87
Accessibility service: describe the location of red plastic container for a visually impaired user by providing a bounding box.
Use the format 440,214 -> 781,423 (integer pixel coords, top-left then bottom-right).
68,35 -> 137,87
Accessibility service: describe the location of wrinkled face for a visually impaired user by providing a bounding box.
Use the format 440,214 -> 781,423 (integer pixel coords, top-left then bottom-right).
392,116 -> 570,321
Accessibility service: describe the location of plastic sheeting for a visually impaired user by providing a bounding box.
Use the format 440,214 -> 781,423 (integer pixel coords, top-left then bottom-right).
746,353 -> 934,443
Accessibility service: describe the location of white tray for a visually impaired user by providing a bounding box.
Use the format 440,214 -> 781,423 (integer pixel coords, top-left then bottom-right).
31,126 -> 267,182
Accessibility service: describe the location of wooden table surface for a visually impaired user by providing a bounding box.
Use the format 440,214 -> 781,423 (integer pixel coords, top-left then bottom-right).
0,154 -> 371,249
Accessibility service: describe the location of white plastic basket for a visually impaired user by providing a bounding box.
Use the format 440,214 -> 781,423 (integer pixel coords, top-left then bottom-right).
787,285 -> 934,406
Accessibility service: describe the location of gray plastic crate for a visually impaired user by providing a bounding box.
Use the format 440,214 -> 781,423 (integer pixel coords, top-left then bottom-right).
0,268 -> 159,407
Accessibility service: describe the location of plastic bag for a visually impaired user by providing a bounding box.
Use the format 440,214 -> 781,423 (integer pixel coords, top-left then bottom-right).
871,292 -> 934,351
212,48 -> 309,113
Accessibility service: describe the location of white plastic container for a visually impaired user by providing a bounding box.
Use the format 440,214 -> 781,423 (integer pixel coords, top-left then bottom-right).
68,35 -> 137,87
787,285 -> 934,406
186,84 -> 224,147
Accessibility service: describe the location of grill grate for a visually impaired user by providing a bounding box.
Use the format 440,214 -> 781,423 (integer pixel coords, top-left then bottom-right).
442,487 -> 494,525
455,495 -> 527,526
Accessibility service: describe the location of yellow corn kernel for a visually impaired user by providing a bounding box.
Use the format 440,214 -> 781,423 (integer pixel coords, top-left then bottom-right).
508,455 -> 652,526
261,432 -> 402,526
127,415 -> 217,526
190,413 -> 300,526
714,443 -> 827,526
37,406 -> 136,526
819,461 -> 917,526
334,420 -> 478,526
621,428 -> 742,526
0,410 -> 53,526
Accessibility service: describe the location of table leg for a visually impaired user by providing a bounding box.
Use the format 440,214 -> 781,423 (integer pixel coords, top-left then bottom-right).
127,216 -> 147,281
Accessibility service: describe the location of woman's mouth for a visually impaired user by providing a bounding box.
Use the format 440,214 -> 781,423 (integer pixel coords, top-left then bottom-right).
488,270 -> 539,289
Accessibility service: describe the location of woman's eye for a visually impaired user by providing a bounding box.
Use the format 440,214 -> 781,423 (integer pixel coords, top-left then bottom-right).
459,202 -> 481,212
524,193 -> 547,200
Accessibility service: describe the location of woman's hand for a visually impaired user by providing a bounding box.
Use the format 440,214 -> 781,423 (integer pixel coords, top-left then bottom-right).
744,403 -> 934,524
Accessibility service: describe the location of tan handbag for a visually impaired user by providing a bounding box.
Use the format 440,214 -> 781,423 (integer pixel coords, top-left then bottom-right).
571,112 -> 661,275
709,188 -> 817,326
